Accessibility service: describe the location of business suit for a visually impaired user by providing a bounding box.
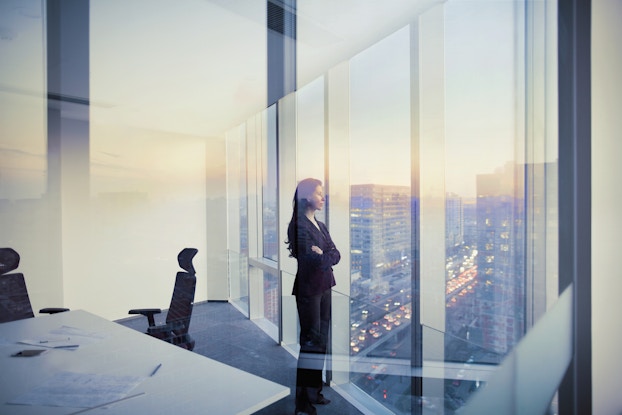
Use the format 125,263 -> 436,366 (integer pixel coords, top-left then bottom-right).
292,216 -> 340,298
292,215 -> 340,414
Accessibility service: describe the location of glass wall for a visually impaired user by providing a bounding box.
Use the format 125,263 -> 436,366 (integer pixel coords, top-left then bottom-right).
347,26 -> 414,412
230,0 -> 558,413
227,107 -> 282,340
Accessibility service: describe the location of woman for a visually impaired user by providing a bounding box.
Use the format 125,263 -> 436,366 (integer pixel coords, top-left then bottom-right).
286,178 -> 341,415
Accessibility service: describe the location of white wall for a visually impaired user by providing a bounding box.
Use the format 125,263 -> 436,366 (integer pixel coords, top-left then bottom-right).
67,128 -> 213,321
592,1 -> 622,413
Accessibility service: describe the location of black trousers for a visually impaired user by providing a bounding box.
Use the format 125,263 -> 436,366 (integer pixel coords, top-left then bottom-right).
295,289 -> 331,412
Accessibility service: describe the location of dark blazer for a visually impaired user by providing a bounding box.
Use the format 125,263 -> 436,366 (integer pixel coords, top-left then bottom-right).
292,216 -> 340,297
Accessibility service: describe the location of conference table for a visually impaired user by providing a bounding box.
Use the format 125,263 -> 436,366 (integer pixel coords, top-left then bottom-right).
0,310 -> 289,414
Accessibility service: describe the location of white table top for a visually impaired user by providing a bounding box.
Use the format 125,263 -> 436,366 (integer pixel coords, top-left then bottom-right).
0,310 -> 289,415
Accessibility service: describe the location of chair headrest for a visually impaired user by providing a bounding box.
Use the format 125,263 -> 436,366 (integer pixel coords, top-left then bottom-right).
0,248 -> 20,275
178,248 -> 198,275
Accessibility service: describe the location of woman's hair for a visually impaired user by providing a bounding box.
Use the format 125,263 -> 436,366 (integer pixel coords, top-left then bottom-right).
286,178 -> 322,258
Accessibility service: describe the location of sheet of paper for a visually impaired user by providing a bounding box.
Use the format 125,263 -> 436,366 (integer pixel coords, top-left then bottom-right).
8,371 -> 145,408
18,336 -> 80,349
17,325 -> 110,349
49,325 -> 109,340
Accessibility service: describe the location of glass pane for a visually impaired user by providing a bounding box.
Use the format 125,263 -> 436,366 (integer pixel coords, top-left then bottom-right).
231,251 -> 250,313
349,26 -> 412,414
443,0 -> 523,362
0,1 -> 46,201
263,105 -> 278,261
227,124 -> 249,314
281,270 -> 299,348
0,0 -> 54,310
90,0 -> 209,317
263,267 -> 280,328
296,76 -> 326,222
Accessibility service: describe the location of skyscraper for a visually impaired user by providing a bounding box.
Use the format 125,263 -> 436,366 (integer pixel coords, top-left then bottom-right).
350,184 -> 411,301
474,163 -> 525,355
446,192 -> 464,253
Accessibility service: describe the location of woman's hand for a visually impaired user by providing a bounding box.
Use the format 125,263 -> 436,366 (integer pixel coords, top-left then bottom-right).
311,245 -> 323,255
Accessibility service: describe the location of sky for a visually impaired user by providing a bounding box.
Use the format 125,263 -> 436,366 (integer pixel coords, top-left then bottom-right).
348,2 -> 522,197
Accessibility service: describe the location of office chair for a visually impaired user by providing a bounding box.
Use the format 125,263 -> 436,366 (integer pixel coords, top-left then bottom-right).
128,248 -> 198,351
0,247 -> 68,324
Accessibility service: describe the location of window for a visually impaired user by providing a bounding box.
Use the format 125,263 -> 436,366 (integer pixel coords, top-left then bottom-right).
263,105 -> 278,261
233,0 -> 558,412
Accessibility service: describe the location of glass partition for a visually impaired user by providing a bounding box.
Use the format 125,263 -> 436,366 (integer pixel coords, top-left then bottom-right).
0,0 -> 57,311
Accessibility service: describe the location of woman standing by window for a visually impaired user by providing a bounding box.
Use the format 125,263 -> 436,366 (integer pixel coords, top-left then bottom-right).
286,178 -> 340,415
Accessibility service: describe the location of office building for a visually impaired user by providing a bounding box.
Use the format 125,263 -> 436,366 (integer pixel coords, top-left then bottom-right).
474,164 -> 525,356
445,193 -> 463,252
350,184 -> 411,299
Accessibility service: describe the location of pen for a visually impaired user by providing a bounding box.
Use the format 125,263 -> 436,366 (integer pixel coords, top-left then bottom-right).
39,337 -> 70,343
150,363 -> 162,377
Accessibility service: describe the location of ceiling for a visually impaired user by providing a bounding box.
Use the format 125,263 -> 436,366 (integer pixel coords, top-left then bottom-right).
0,0 -> 439,138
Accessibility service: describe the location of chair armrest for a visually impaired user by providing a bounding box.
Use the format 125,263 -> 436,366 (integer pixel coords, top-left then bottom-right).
128,308 -> 161,327
147,320 -> 185,335
39,307 -> 70,314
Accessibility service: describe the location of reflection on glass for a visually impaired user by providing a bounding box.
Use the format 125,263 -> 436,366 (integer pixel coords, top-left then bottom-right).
226,124 -> 249,314
442,1 -> 551,369
296,76 -> 326,223
0,0 -> 56,312
0,0 -> 47,201
88,0 -> 211,317
229,250 -> 249,313
262,267 -> 279,327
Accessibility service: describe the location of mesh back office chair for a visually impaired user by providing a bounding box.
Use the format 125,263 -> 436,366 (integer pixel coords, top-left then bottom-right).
128,248 -> 198,351
0,247 -> 68,324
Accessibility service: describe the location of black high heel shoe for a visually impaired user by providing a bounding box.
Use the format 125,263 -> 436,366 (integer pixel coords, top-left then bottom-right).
312,394 -> 331,405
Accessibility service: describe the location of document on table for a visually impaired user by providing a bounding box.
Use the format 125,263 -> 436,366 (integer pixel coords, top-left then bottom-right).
49,325 -> 109,340
17,336 -> 79,349
8,371 -> 145,408
17,325 -> 110,349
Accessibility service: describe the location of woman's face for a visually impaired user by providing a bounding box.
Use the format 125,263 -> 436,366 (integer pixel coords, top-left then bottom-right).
306,185 -> 325,211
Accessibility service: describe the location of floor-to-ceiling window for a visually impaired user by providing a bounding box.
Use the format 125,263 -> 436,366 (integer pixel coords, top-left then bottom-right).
347,25 -> 414,412
234,0 -> 558,413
